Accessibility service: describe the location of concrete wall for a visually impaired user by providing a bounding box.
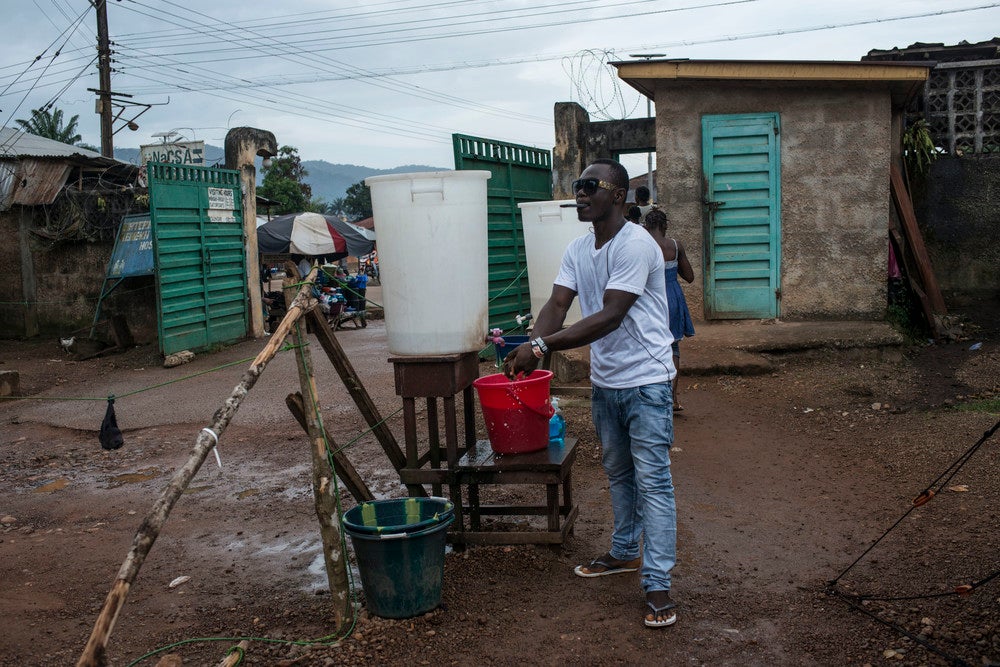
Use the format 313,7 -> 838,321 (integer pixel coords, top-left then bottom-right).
917,155 -> 1000,320
0,210 -> 26,335
655,82 -> 892,321
0,206 -> 158,341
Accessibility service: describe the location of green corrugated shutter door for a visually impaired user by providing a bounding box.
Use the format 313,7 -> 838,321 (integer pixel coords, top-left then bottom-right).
148,163 -> 248,355
453,134 -> 551,332
701,113 -> 781,319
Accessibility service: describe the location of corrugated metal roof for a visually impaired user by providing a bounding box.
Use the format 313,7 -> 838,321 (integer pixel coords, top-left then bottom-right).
0,126 -> 105,160
0,162 -> 15,211
13,160 -> 72,206
0,128 -> 137,209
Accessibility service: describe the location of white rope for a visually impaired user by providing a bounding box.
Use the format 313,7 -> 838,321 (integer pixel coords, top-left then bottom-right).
201,427 -> 222,468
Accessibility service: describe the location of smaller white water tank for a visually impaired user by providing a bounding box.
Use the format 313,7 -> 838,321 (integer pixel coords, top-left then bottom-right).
518,199 -> 586,326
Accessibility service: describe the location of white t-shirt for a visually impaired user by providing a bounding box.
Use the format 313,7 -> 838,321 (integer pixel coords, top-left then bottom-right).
554,222 -> 676,389
638,203 -> 656,224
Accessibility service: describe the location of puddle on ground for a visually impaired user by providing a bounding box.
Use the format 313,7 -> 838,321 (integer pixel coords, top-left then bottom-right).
183,485 -> 213,495
237,488 -> 260,499
107,468 -> 161,487
33,478 -> 70,493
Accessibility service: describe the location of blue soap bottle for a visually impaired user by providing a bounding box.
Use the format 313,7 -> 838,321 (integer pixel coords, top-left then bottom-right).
549,397 -> 566,446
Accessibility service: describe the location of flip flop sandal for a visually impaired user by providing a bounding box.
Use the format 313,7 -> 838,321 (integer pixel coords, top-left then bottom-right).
644,597 -> 677,628
573,554 -> 641,578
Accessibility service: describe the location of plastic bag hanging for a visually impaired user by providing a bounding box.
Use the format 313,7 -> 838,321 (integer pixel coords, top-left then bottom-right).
99,395 -> 124,451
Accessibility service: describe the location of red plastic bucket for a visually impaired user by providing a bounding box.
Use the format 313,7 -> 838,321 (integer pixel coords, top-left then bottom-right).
472,370 -> 554,454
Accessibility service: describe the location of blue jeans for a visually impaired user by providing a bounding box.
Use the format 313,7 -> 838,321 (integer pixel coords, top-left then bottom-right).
591,382 -> 676,592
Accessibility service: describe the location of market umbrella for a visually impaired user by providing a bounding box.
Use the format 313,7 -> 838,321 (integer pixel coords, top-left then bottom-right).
257,212 -> 375,260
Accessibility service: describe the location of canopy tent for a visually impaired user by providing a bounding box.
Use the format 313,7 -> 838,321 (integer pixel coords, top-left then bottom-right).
257,212 -> 375,260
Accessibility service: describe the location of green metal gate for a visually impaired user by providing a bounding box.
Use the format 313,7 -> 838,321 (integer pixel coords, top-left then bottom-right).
147,163 -> 248,355
453,134 -> 551,331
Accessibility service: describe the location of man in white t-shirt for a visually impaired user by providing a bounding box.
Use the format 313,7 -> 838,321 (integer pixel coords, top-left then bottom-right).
504,159 -> 678,628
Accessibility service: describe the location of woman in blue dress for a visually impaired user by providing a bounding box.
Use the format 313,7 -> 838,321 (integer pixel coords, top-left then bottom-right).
642,208 -> 695,411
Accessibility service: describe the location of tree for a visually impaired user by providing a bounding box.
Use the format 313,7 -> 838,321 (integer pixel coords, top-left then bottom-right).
15,107 -> 83,145
327,197 -> 347,218
258,145 -> 313,214
342,180 -> 372,220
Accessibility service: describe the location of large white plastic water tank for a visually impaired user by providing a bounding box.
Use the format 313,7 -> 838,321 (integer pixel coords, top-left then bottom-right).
518,199 -> 586,326
366,170 -> 491,356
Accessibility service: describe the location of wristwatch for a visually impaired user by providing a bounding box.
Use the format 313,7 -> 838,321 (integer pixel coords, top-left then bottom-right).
530,337 -> 548,359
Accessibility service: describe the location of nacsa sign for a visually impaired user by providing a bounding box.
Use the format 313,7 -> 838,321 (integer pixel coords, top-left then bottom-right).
140,140 -> 205,167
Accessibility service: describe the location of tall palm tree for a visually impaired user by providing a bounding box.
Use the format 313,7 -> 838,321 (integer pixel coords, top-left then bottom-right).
15,107 -> 83,145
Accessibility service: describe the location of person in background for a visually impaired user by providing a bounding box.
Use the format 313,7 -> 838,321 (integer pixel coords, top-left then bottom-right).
635,185 -> 656,224
260,259 -> 272,293
642,208 -> 695,411
504,158 -> 679,629
626,205 -> 642,225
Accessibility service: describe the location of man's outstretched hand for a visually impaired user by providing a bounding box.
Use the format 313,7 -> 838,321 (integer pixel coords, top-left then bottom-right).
502,342 -> 539,379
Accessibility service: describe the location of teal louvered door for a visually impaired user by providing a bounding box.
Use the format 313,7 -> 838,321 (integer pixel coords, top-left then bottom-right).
701,113 -> 781,319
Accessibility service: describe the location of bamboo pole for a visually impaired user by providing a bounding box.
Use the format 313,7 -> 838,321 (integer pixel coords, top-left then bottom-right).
283,272 -> 351,629
76,269 -> 319,667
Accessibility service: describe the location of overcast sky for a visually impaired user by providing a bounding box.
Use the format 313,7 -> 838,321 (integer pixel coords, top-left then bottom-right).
1,0 -> 997,175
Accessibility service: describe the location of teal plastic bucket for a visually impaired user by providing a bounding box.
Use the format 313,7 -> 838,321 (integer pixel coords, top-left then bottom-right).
343,497 -> 454,536
345,515 -> 454,619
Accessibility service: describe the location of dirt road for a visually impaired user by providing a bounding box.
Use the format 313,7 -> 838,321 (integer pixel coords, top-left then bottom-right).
1,322 -> 998,666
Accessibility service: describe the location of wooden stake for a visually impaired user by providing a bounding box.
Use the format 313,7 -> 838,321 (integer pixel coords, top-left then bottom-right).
283,269 -> 351,630
76,269 -> 319,667
890,164 -> 947,334
285,391 -> 375,502
305,307 -> 417,489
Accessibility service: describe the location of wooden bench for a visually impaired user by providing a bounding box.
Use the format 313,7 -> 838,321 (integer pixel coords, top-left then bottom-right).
452,437 -> 579,546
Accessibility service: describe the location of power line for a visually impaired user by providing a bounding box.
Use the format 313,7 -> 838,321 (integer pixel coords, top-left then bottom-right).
98,0 -> 1000,124
0,4 -> 92,150
0,3 -> 90,97
114,0 -> 551,126
122,68 -> 456,147
112,2 -> 1000,77
122,0 -> 761,59
123,0 -> 553,124
0,54 -> 95,92
116,0 -> 633,47
109,40 -> 472,144
631,2 -> 1000,53
110,37 -> 487,141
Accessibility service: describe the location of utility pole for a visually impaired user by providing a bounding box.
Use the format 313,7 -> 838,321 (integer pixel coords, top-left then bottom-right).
95,0 -> 113,157
629,53 -> 665,199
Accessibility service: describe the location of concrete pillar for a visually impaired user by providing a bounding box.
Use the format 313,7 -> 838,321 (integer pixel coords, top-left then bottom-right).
553,102 -> 590,199
224,127 -> 277,339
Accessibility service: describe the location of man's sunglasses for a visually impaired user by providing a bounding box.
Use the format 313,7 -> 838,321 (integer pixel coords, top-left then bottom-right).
571,178 -> 618,195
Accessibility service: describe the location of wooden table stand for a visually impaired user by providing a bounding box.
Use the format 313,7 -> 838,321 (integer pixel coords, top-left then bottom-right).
454,438 -> 579,547
390,352 -> 479,536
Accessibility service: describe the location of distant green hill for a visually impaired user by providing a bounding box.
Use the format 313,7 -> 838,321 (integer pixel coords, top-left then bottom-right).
301,161 -> 445,203
115,145 -> 445,204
